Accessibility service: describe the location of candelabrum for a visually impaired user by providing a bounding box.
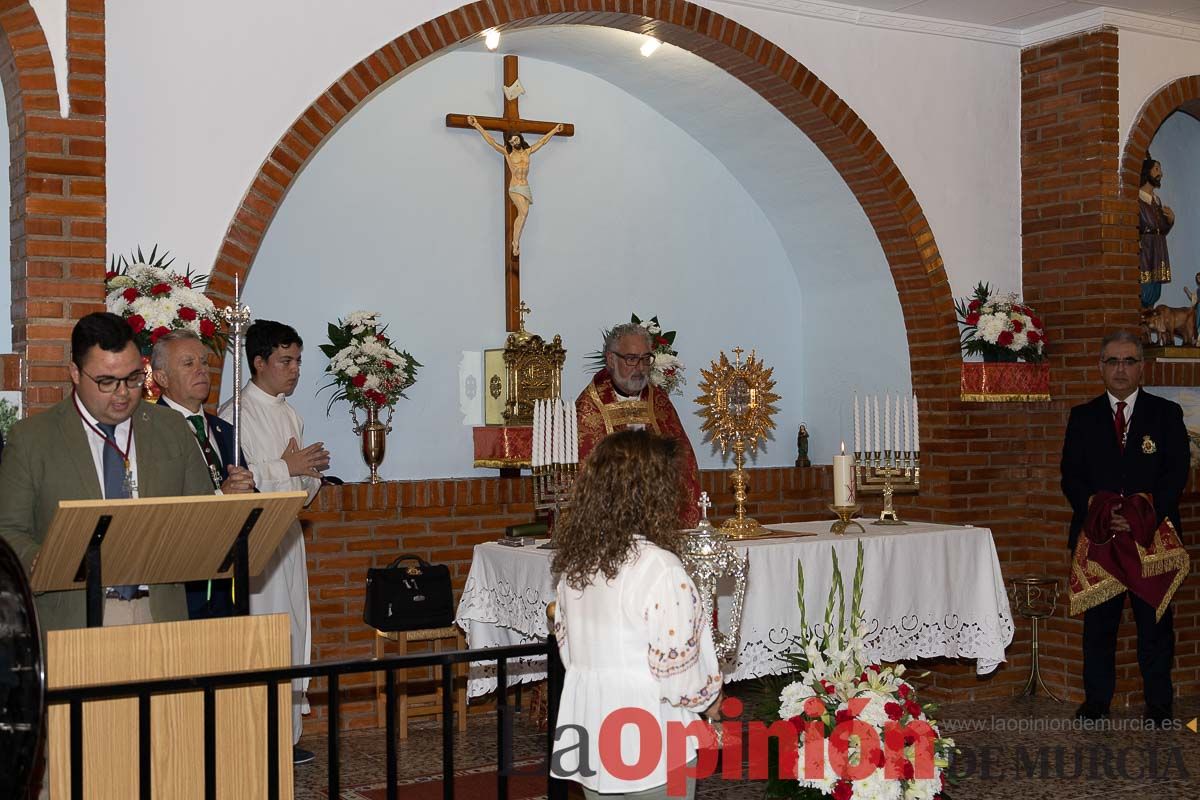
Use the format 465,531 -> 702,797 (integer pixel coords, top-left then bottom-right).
533,462 -> 576,547
854,448 -> 920,525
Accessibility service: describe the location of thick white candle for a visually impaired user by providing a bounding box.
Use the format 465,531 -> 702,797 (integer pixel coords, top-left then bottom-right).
913,394 -> 920,452
833,442 -> 855,506
853,394 -> 861,454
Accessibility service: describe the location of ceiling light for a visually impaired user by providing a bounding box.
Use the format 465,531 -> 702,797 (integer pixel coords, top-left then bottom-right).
485,29 -> 500,50
640,37 -> 661,57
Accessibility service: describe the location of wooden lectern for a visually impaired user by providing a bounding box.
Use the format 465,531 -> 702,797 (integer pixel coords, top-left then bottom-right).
32,492 -> 306,799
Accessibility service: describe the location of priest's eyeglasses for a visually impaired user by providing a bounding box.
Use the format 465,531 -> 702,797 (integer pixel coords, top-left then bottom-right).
1100,357 -> 1142,368
610,352 -> 655,367
81,368 -> 147,393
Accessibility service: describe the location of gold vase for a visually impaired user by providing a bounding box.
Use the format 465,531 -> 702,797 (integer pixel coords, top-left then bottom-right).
353,404 -> 392,484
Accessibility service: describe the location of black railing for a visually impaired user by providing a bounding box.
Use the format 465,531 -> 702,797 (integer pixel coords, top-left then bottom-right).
44,638 -> 568,800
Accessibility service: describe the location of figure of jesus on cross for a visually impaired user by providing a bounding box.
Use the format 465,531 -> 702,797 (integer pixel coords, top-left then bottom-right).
465,115 -> 564,258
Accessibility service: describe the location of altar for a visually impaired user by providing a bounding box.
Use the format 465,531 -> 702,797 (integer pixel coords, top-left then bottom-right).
454,521 -> 1015,697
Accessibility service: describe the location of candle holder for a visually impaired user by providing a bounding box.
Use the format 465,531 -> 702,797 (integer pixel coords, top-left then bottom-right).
828,504 -> 864,535
1009,576 -> 1062,701
855,449 -> 919,526
533,462 -> 576,549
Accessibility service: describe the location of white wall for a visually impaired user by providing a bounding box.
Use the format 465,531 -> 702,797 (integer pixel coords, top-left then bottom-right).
222,53 -> 816,481
1119,28 -> 1200,159
106,0 -> 1021,309
1145,111 -> 1200,315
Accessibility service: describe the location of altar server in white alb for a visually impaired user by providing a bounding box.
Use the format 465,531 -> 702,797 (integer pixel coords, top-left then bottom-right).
220,319 -> 330,765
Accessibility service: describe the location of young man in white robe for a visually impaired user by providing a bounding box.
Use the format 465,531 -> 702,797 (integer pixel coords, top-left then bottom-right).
220,319 -> 330,765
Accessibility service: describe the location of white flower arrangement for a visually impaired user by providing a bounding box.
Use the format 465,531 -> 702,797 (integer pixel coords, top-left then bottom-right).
955,282 -> 1046,363
319,311 -> 420,411
104,247 -> 223,354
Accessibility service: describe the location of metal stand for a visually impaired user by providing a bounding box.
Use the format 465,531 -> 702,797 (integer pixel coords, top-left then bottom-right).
1010,576 -> 1062,701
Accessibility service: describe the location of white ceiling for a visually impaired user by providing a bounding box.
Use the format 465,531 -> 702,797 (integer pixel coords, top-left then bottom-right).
805,0 -> 1200,29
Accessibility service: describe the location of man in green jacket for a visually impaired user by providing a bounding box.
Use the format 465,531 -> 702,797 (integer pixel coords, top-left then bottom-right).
0,312 -> 215,630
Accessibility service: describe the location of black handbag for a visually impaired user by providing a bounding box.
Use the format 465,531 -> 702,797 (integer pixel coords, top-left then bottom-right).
363,554 -> 454,632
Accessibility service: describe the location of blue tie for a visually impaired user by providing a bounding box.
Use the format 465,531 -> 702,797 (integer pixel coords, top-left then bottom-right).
99,422 -> 137,600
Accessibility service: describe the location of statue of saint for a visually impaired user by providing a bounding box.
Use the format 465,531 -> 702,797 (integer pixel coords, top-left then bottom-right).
795,424 -> 810,468
466,116 -> 564,257
1138,155 -> 1175,308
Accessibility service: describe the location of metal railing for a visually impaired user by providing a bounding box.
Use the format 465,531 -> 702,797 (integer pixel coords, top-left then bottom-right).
44,638 -> 568,800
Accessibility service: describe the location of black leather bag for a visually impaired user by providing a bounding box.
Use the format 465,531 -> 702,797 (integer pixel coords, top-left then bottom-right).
363,555 -> 454,632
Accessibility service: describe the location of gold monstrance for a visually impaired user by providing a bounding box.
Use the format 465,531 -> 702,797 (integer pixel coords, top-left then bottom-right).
695,348 -> 780,538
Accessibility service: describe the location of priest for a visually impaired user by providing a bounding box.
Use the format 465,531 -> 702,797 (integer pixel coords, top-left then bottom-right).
575,322 -> 701,526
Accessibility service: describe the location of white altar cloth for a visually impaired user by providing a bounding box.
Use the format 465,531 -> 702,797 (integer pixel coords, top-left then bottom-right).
455,521 -> 1014,697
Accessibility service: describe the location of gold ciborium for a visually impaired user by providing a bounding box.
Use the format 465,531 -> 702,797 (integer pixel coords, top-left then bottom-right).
352,404 -> 392,484
696,348 -> 780,538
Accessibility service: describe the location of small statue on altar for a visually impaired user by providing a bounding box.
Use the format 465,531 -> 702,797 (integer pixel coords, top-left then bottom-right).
1138,154 -> 1175,308
466,115 -> 564,257
795,424 -> 811,468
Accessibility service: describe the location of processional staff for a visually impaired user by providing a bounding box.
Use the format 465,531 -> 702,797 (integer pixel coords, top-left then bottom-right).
220,275 -> 253,458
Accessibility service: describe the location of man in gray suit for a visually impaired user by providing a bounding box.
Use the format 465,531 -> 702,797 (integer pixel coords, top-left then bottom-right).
0,312 -> 215,630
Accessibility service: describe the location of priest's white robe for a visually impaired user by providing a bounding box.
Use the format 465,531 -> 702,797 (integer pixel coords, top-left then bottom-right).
219,380 -> 320,744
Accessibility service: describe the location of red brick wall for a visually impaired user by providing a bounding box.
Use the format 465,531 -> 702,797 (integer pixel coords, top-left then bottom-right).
0,0 -> 106,402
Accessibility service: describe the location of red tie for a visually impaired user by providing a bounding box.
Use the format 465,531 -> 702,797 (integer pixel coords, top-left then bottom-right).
1114,401 -> 1127,453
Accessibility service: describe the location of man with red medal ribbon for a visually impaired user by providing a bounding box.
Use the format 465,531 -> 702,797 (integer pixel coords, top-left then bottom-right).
1061,330 -> 1190,727
0,312 -> 215,631
575,322 -> 701,527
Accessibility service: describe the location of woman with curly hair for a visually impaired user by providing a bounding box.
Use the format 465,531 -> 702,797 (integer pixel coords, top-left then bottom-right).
551,429 -> 722,799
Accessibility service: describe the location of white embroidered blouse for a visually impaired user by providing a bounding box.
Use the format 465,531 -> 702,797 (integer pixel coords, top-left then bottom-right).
552,539 -> 722,793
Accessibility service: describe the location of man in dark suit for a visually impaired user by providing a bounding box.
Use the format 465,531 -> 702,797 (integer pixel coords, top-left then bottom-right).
1061,329 -> 1190,725
0,312 -> 216,630
151,329 -> 255,619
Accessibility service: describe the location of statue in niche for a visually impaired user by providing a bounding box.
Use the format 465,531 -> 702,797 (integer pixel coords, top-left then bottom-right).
466,115 -> 564,257
1138,154 -> 1175,308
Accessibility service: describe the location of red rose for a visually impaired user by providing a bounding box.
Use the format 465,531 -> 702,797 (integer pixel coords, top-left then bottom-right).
178,307 -> 197,322
149,326 -> 171,344
787,715 -> 807,735
884,702 -> 904,720
1030,315 -> 1044,330
832,780 -> 853,800
897,683 -> 911,699
376,334 -> 387,342
182,277 -> 192,288
366,390 -> 387,405
657,336 -> 669,346
968,299 -> 981,311
351,373 -> 367,388
964,312 -> 980,326
1027,330 -> 1042,344
835,708 -> 854,723
150,282 -> 172,296
199,318 -> 216,338
997,330 -> 1014,347
122,287 -> 139,303
127,314 -> 146,333
906,700 -> 922,718
105,270 -> 118,280
902,761 -> 915,780
1011,319 -> 1024,333
383,360 -> 395,371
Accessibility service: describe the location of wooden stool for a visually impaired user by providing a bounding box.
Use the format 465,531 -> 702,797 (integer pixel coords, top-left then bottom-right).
374,626 -> 468,738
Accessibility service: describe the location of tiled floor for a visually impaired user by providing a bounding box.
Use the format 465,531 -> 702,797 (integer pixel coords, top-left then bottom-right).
296,693 -> 1200,799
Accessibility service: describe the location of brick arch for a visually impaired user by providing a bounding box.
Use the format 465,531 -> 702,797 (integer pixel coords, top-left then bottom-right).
0,1 -> 107,412
1121,74 -> 1200,196
209,1 -> 959,402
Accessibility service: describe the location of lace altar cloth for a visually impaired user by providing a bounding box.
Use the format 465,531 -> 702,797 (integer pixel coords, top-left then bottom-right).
455,522 -> 1014,697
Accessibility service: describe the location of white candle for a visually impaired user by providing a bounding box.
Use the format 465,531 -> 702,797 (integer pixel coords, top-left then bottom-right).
886,394 -> 893,453
893,394 -> 900,454
870,395 -> 878,453
833,441 -> 855,506
532,400 -> 542,467
558,399 -> 568,465
912,394 -> 920,453
553,400 -> 563,465
903,393 -> 910,453
853,394 -> 861,455
569,403 -> 579,463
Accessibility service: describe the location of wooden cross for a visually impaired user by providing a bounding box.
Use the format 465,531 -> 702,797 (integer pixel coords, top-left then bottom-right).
447,55 -> 575,332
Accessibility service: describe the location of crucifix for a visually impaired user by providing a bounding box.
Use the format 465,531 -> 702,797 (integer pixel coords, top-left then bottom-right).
447,55 -> 575,332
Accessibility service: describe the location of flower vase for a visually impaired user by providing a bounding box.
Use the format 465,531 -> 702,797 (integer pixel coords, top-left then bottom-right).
353,404 -> 392,484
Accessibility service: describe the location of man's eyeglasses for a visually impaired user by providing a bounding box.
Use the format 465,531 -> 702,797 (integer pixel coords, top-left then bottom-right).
1100,357 -> 1142,368
81,368 -> 147,393
609,352 -> 655,368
